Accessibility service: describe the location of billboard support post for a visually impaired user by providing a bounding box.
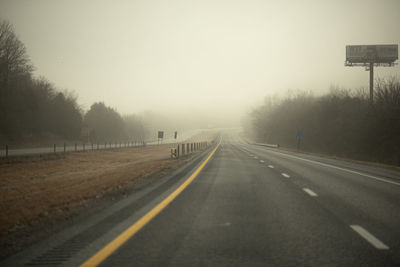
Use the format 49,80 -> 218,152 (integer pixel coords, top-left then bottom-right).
345,44 -> 398,104
369,62 -> 374,104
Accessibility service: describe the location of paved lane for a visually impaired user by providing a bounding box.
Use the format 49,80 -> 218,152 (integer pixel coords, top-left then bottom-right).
3,132 -> 399,266
98,133 -> 399,266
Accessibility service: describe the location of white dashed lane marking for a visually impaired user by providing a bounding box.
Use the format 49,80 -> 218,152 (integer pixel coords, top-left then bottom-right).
350,225 -> 389,250
268,165 -> 274,169
259,160 -> 264,163
281,173 -> 290,178
260,149 -> 400,187
303,188 -> 318,197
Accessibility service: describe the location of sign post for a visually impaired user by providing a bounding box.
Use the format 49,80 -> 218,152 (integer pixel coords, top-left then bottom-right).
296,130 -> 303,152
158,131 -> 164,145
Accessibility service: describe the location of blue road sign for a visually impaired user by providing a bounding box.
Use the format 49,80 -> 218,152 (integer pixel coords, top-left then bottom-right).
296,130 -> 303,140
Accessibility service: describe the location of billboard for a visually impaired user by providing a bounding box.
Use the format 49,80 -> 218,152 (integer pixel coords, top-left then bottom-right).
346,45 -> 398,63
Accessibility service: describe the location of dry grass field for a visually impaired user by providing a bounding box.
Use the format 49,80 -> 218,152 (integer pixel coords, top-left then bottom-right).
0,131 -> 218,245
0,145 -> 180,234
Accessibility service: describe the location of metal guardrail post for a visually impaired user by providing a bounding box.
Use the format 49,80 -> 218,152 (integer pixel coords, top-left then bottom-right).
54,144 -> 56,153
64,143 -> 66,153
6,145 -> 8,158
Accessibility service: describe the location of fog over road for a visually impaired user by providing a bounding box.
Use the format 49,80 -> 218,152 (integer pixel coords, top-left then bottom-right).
2,132 -> 400,266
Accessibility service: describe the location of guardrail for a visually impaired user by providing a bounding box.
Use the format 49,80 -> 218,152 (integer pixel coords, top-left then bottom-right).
170,141 -> 210,159
253,143 -> 280,148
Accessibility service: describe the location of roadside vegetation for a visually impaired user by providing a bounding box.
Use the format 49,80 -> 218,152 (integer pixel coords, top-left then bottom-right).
0,19 -> 146,144
246,79 -> 400,166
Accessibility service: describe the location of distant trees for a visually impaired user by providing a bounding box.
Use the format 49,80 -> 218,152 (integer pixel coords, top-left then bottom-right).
0,19 -> 83,141
123,114 -> 147,142
0,20 -> 33,90
0,19 -> 149,144
248,79 -> 400,165
83,102 -> 148,142
84,102 -> 125,142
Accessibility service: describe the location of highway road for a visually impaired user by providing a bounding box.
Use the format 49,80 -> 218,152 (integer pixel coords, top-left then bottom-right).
2,132 -> 400,266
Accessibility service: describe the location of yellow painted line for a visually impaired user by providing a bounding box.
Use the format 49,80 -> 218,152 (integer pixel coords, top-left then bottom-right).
80,143 -> 220,267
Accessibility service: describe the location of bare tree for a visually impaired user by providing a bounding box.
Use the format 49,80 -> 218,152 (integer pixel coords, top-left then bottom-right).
247,80 -> 400,165
0,19 -> 33,90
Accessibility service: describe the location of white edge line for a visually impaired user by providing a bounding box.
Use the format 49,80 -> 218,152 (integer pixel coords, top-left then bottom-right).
257,149 -> 400,186
350,225 -> 389,250
303,188 -> 318,197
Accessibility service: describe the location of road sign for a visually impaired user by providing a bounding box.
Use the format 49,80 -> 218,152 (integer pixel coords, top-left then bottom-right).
296,130 -> 303,141
296,130 -> 303,151
158,131 -> 164,139
174,131 -> 178,139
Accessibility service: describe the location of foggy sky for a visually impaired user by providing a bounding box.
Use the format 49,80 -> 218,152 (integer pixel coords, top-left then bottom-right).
1,0 -> 399,122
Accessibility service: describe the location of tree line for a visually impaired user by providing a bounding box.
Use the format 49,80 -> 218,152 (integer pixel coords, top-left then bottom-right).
246,79 -> 400,166
0,19 -> 147,144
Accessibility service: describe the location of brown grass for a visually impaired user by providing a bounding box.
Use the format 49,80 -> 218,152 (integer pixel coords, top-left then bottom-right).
0,131 -> 222,260
0,131 -> 219,237
0,145 -> 180,234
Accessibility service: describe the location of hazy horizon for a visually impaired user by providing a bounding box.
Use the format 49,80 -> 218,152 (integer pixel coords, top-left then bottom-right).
1,0 -> 399,125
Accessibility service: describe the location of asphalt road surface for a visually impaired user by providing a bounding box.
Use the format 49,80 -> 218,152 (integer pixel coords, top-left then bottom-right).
2,132 -> 400,266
